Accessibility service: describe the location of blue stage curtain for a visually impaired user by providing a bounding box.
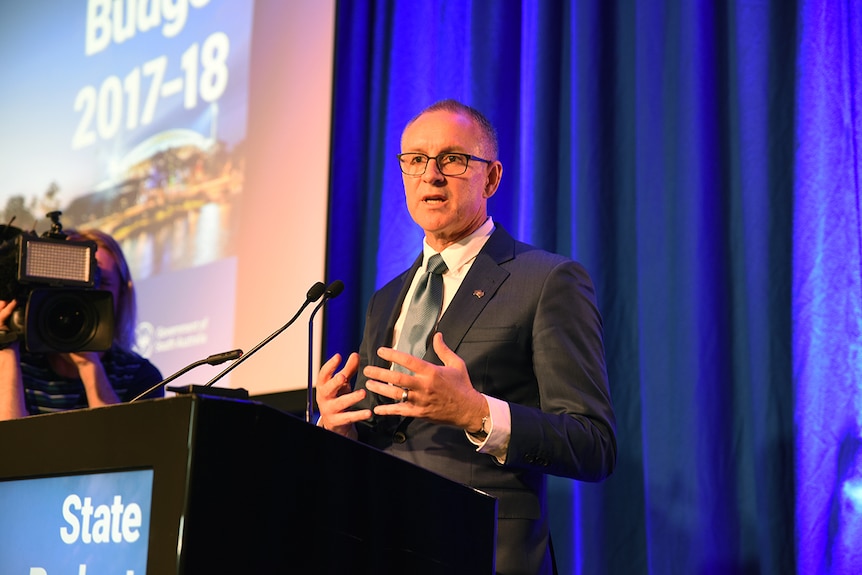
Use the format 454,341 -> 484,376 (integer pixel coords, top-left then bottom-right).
324,1 -> 859,573
794,2 -> 862,574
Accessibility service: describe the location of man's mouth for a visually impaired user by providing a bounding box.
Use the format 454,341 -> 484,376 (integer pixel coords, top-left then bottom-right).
421,194 -> 447,204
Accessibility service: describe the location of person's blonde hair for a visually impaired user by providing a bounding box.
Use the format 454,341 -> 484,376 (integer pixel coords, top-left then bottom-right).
66,229 -> 137,352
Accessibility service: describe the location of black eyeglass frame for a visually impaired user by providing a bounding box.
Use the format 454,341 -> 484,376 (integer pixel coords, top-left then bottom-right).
396,152 -> 493,176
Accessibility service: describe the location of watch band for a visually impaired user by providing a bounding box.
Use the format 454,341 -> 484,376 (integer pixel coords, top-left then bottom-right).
468,415 -> 489,440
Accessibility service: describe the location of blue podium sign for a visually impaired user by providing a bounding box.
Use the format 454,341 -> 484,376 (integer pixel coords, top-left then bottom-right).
0,469 -> 153,574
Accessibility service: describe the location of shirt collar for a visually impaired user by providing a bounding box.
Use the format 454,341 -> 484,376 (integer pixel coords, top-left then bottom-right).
421,217 -> 495,274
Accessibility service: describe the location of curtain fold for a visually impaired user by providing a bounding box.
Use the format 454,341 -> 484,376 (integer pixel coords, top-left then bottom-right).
323,1 -> 854,573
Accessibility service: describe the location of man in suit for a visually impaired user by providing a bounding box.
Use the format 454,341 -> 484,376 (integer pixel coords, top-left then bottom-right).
315,99 -> 616,575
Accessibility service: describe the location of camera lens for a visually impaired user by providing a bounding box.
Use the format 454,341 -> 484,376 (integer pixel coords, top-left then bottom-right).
24,288 -> 114,353
40,293 -> 97,347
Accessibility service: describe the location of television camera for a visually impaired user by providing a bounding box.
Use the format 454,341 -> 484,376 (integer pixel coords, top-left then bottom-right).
0,212 -> 113,353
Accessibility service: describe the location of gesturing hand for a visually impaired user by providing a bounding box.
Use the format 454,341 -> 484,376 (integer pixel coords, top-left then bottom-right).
364,332 -> 488,432
315,351 -> 371,437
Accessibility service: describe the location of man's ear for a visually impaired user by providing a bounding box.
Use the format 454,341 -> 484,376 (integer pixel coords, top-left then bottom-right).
484,161 -> 503,198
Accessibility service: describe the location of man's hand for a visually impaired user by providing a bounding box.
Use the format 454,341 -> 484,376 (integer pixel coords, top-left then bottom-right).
315,352 -> 371,437
364,332 -> 488,432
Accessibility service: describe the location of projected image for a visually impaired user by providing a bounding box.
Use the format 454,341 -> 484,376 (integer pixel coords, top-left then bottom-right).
0,0 -> 255,375
0,0 -> 251,282
1,1 -> 334,392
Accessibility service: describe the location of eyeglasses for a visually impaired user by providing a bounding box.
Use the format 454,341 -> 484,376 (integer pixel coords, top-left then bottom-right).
397,152 -> 492,176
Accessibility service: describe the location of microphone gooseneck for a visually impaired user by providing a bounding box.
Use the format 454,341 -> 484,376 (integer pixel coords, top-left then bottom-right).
307,280 -> 345,423
201,281 -> 328,389
129,348 -> 243,402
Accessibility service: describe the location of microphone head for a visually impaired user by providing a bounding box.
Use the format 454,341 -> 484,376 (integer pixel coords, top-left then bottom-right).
324,280 -> 345,299
205,349 -> 243,365
306,281 -> 327,302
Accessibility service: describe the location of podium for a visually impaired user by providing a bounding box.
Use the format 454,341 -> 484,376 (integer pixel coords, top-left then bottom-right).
0,394 -> 497,574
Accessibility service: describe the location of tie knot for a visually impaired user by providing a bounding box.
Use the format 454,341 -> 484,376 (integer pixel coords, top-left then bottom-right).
427,254 -> 448,275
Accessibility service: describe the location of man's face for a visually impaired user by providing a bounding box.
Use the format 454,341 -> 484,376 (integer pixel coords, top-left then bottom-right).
399,110 -> 501,251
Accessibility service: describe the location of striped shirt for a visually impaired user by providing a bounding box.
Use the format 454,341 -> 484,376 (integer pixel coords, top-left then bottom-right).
20,347 -> 163,415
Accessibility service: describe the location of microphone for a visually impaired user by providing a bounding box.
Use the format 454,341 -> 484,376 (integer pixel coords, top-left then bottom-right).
306,280 -> 345,423
129,349 -> 243,402
200,281 -> 328,389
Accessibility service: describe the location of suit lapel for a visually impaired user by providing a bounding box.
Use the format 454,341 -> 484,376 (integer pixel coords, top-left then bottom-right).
427,227 -> 515,363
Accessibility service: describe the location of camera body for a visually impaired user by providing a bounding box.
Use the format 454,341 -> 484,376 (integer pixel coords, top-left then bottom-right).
0,225 -> 114,353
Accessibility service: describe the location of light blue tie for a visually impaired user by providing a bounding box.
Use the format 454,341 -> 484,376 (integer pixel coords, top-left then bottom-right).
393,254 -> 448,373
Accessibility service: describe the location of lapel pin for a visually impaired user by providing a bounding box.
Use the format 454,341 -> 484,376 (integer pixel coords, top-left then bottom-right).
473,290 -> 485,299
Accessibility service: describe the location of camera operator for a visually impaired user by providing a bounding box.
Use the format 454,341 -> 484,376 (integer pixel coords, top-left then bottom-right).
0,229 -> 163,420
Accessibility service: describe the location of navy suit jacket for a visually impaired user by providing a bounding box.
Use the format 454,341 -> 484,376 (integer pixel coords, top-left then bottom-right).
354,226 -> 616,575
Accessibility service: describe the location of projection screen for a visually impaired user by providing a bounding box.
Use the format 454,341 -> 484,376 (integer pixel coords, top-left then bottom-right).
0,0 -> 334,395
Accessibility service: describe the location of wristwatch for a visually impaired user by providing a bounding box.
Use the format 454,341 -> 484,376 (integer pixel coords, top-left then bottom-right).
468,415 -> 489,440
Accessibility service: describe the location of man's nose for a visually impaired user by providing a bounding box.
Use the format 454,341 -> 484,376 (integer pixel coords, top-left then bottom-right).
422,156 -> 445,181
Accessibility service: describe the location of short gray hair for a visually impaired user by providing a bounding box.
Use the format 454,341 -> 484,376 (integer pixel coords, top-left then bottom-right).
406,99 -> 499,160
